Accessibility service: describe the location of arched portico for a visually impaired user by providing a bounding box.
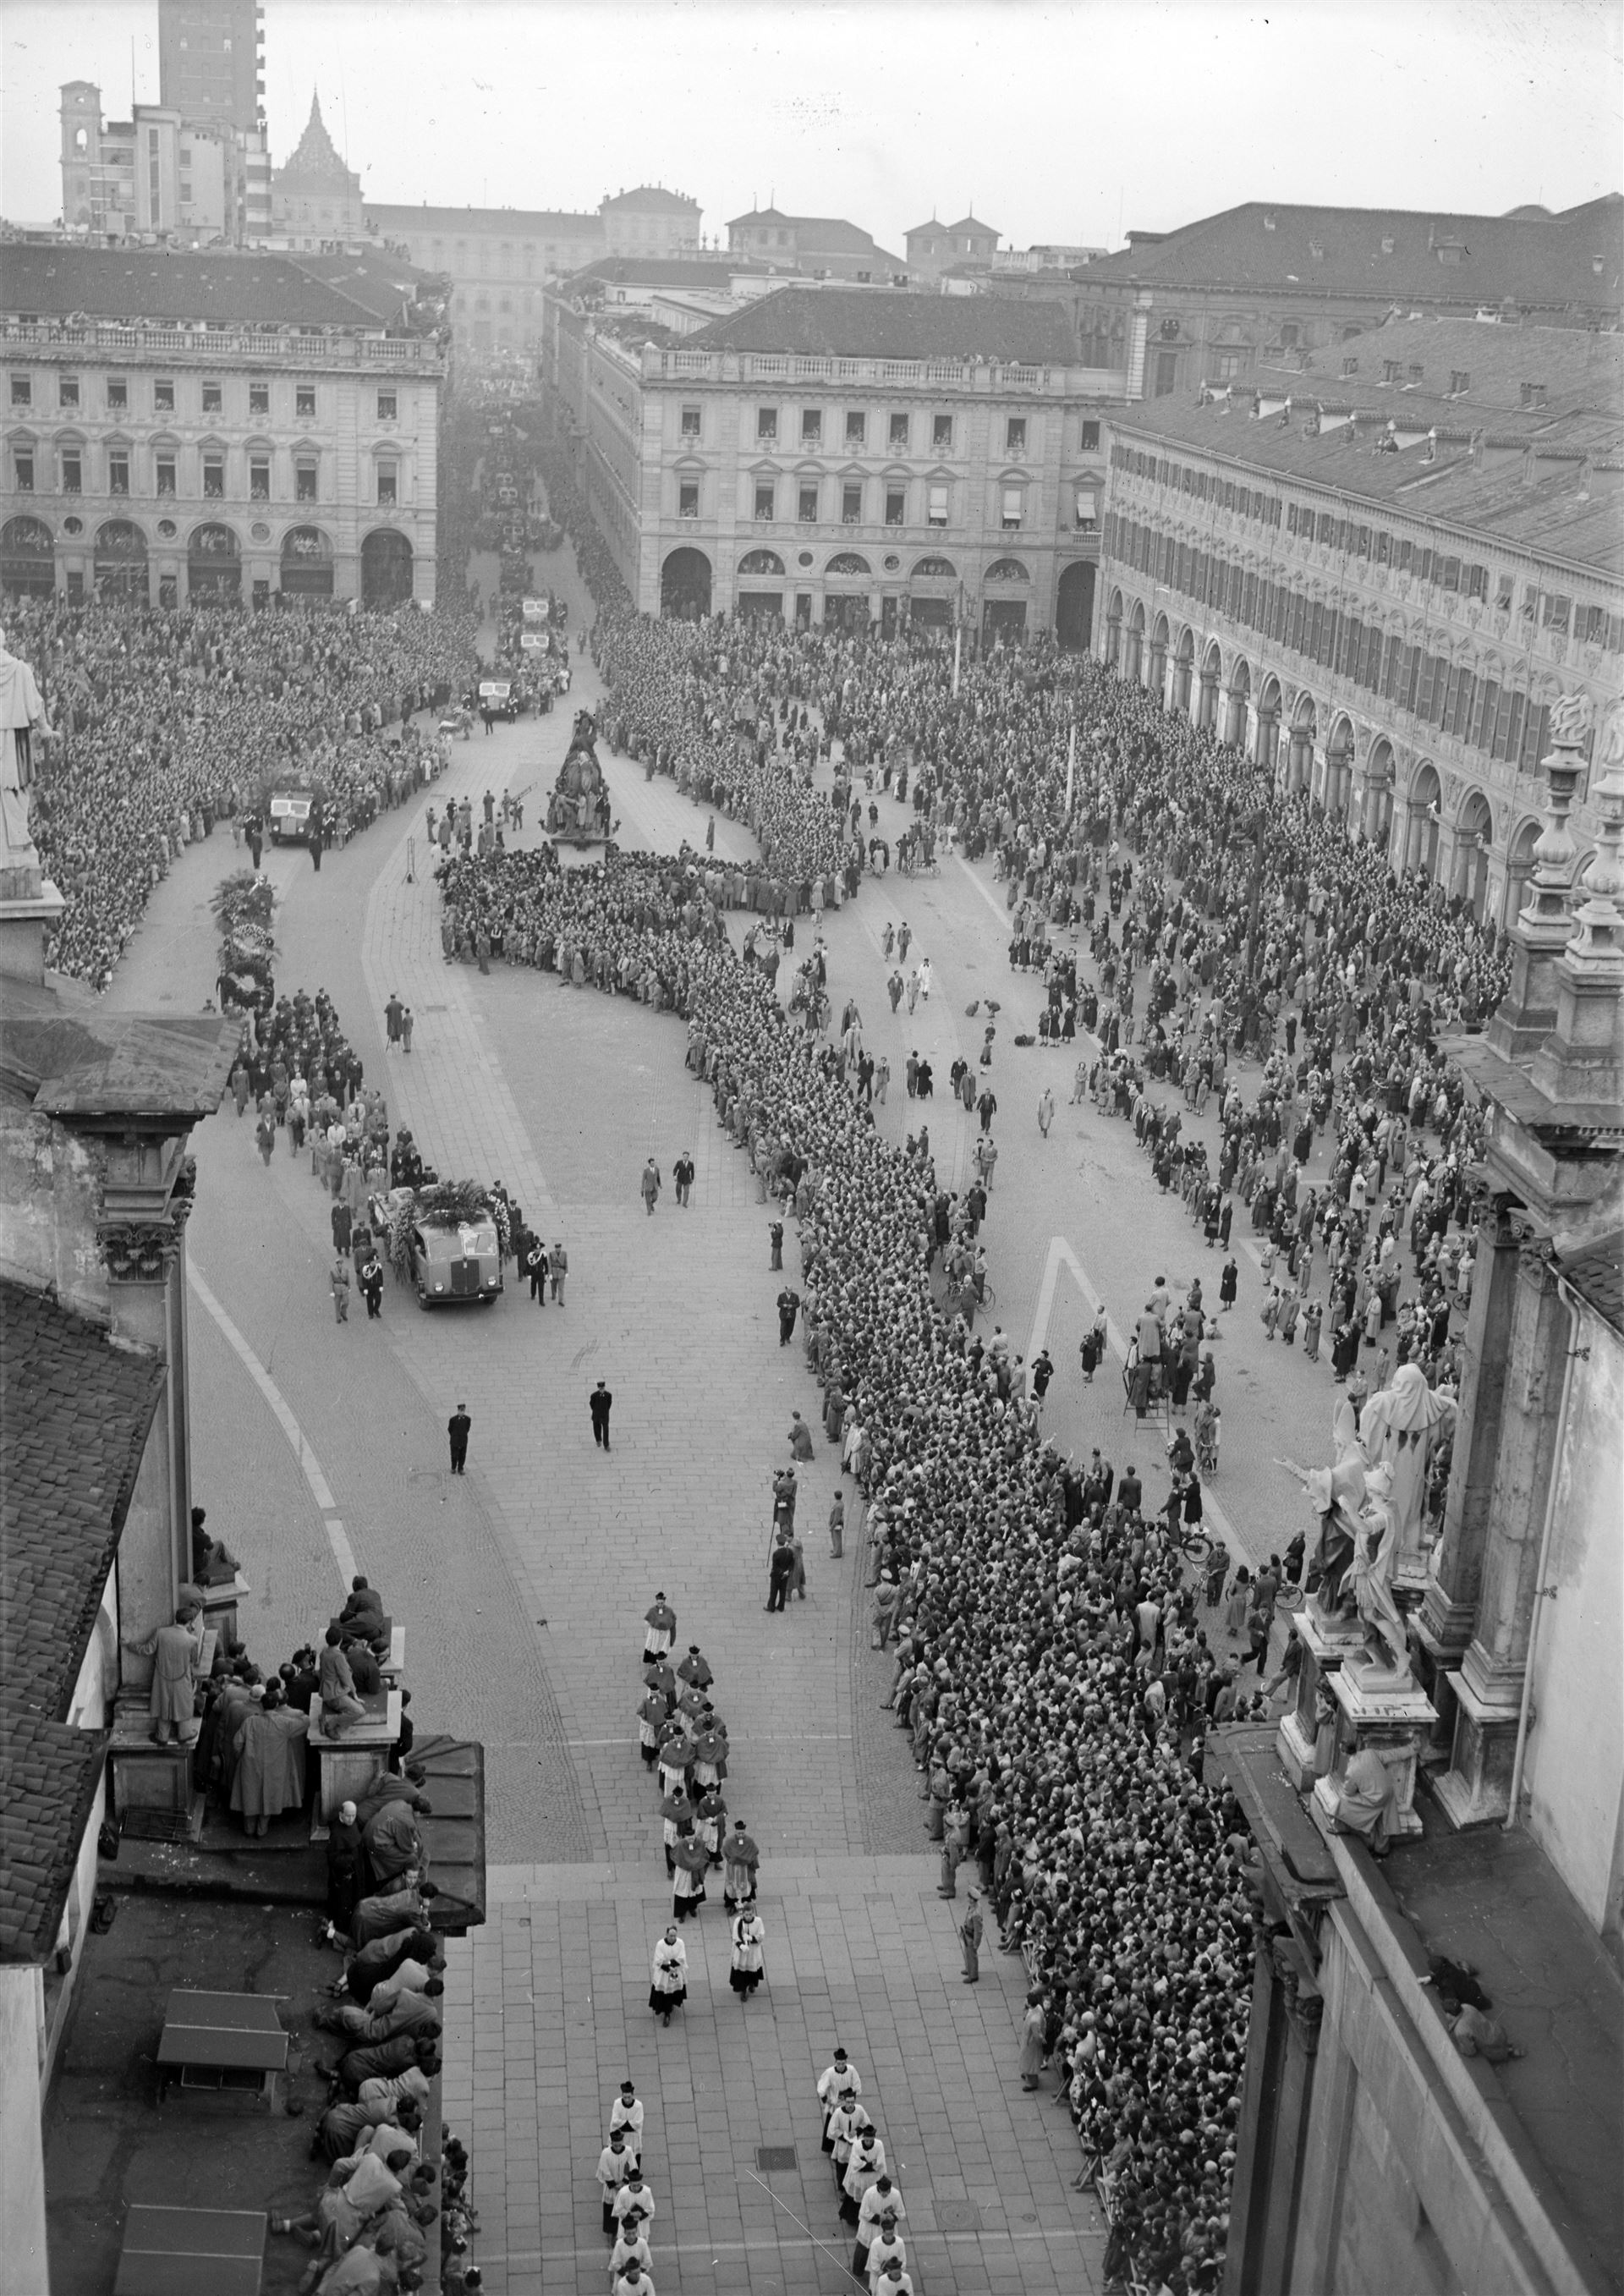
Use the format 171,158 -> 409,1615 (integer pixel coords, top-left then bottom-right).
1287,693 -> 1316,794
1105,586 -> 1123,668
1171,626 -> 1193,716
1223,656 -> 1251,750
1149,612 -> 1170,705
1503,816 -> 1539,929
1324,713 -> 1355,816
661,545 -> 711,618
1454,789 -> 1494,920
1363,737 -> 1396,850
1124,598 -> 1145,684
1196,640 -> 1221,733
1407,762 -> 1441,877
1254,675 -> 1281,778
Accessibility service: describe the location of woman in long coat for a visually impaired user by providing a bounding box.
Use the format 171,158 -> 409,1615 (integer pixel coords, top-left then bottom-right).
231,1684 -> 310,1836
650,1926 -> 688,2025
729,1909 -> 765,1999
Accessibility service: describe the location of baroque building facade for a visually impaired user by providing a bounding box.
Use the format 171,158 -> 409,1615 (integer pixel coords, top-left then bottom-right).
0,246 -> 442,607
366,187 -> 700,357
1094,319 -> 1624,926
542,284 -> 1121,639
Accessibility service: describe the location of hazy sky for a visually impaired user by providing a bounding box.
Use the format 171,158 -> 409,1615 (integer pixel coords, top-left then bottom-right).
4,0 -> 1621,253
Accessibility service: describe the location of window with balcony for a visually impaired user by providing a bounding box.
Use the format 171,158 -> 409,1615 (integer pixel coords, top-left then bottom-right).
1006,416 -> 1026,454
1001,485 -> 1023,530
889,412 -> 909,449
295,457 -> 318,503
678,480 -> 699,518
109,449 -> 130,496
885,488 -> 905,526
801,409 -> 822,444
202,381 -> 222,414
59,376 -> 80,409
754,481 -> 775,522
932,413 -> 953,449
9,376 -> 30,408
296,384 -> 316,417
156,453 -> 177,496
250,453 -> 271,501
107,376 -> 128,411
203,452 -> 225,498
756,406 -> 777,442
61,448 -> 82,493
155,378 -> 175,412
927,481 -> 949,528
842,482 -> 862,525
376,462 -> 398,506
798,484 -> 819,523
845,410 -> 866,447
13,448 -> 34,492
680,405 -> 701,438
1073,485 -> 1097,530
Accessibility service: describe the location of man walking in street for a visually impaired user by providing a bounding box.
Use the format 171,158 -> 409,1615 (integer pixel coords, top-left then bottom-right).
447,1403 -> 471,1475
960,1889 -> 983,1983
330,1254 -> 351,1323
640,1158 -> 661,1216
590,1380 -> 613,1450
550,1241 -> 568,1303
673,1151 -> 694,1207
385,993 -> 403,1048
765,1531 -> 794,1612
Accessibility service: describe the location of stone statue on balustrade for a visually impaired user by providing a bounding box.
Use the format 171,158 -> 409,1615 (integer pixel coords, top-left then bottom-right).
1347,1458 -> 1413,1686
1357,1363 -> 1455,1580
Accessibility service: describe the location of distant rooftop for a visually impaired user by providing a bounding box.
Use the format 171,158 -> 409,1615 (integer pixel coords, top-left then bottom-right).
1081,194 -> 1624,311
683,284 -> 1078,364
0,244 -> 387,328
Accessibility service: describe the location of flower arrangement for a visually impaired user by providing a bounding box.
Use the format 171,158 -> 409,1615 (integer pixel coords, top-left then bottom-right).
384,1179 -> 511,1282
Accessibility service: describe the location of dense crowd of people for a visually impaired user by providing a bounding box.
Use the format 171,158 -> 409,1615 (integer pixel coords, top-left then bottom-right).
14,596 -> 480,987
424,575 -> 1507,2288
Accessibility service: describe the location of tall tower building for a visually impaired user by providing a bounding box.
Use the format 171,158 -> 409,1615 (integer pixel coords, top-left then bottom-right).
157,0 -> 264,134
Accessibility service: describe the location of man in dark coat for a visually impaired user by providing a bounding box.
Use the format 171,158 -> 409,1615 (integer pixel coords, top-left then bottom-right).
590,1381 -> 613,1449
447,1403 -> 471,1473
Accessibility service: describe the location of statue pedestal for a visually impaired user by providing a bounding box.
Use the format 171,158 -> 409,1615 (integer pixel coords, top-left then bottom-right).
0,877 -> 66,986
1312,1665 -> 1435,1843
1429,1670 -> 1522,1831
1278,1608 -> 1364,1791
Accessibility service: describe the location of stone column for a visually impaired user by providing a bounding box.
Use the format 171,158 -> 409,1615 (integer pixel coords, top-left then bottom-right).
105,1226 -> 189,1695
1432,1237 -> 1566,1827
1417,1197 -> 1522,1678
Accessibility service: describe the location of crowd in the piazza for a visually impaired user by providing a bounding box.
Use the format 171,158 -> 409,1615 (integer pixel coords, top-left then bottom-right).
14,596 -> 481,988
414,555 -> 1494,2288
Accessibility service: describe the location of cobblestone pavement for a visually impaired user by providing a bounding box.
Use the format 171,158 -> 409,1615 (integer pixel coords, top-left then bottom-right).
442,1859 -> 1104,2296
96,533 -> 1371,2289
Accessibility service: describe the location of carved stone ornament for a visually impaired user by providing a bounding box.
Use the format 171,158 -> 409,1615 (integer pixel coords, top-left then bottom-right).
1550,690 -> 1594,748
97,1221 -> 183,1282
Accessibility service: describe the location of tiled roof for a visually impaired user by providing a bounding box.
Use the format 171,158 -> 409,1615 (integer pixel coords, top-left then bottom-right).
287,251 -> 437,324
0,992 -> 237,1124
1081,195 -> 1624,311
684,286 -> 1078,363
1561,1230 -> 1624,1338
365,203 -> 601,239
0,1282 -> 165,1964
1108,329 -> 1624,574
0,245 -> 376,327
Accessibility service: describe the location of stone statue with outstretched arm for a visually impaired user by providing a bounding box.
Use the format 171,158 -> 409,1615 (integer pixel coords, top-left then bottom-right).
0,628 -> 54,895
